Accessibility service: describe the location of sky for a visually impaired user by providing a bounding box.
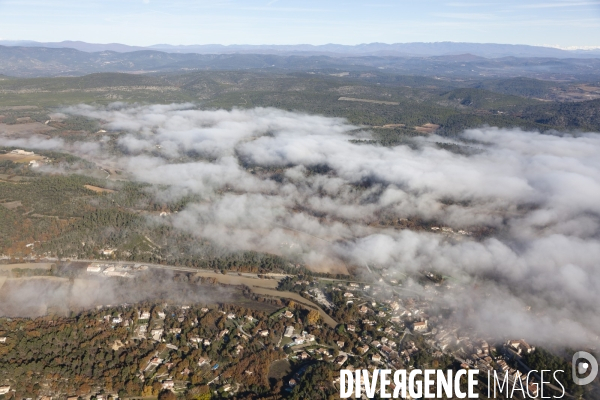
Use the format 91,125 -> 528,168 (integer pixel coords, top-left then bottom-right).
0,0 -> 599,48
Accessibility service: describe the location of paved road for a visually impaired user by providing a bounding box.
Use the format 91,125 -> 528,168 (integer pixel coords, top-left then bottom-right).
6,257 -> 340,326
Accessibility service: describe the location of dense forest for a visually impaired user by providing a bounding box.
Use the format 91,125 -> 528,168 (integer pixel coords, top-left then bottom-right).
524,348 -> 586,397
1,71 -> 599,134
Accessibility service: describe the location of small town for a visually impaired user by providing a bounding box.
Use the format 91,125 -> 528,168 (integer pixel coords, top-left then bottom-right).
0,262 -> 561,400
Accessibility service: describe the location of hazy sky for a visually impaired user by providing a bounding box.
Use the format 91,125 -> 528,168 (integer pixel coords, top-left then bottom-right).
0,0 -> 599,48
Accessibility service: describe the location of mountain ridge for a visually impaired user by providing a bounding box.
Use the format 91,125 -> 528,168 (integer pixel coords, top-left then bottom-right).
2,40 -> 600,59
1,44 -> 600,79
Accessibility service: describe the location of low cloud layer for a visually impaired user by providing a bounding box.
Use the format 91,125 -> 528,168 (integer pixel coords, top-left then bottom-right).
0,270 -> 235,318
3,104 -> 600,347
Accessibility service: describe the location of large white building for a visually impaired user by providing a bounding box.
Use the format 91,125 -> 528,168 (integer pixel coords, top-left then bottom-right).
10,149 -> 34,156
87,265 -> 102,273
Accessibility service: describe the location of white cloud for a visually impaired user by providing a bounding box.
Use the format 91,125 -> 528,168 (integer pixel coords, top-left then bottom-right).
19,103 -> 599,347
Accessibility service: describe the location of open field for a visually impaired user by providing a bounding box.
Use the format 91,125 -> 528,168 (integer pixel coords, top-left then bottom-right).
0,200 -> 22,209
0,106 -> 40,111
267,359 -> 292,380
193,271 -> 281,289
5,276 -> 67,282
0,262 -> 54,270
0,122 -> 54,134
84,185 -> 116,193
0,174 -> 32,182
548,84 -> 600,102
0,153 -> 45,163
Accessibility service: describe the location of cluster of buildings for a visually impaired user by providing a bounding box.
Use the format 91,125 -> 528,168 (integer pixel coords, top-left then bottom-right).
86,263 -> 148,277
306,287 -> 334,309
10,149 -> 34,156
430,226 -> 472,236
283,328 -> 316,347
291,277 -> 546,396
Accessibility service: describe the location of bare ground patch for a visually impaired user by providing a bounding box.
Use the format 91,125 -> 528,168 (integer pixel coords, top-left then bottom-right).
338,97 -> 399,105
112,340 -> 125,351
0,200 -> 22,209
373,123 -> 406,129
414,123 -> 440,133
84,185 -> 116,194
0,106 -> 40,111
0,122 -> 55,135
0,153 -> 45,163
193,271 -> 281,289
268,359 -> 291,380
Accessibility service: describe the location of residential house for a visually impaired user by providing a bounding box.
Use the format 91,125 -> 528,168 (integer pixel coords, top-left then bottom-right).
507,339 -> 535,355
151,329 -> 164,341
335,354 -> 348,366
413,321 -> 428,332
198,357 -> 208,366
218,329 -> 229,339
284,326 -> 295,338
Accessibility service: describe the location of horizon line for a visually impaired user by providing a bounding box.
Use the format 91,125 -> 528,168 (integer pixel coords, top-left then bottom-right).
1,39 -> 599,51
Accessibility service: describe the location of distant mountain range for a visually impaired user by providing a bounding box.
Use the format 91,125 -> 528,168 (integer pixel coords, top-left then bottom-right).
1,43 -> 600,79
1,40 -> 600,59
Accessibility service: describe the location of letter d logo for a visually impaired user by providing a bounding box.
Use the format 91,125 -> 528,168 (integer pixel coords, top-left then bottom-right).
572,351 -> 598,386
